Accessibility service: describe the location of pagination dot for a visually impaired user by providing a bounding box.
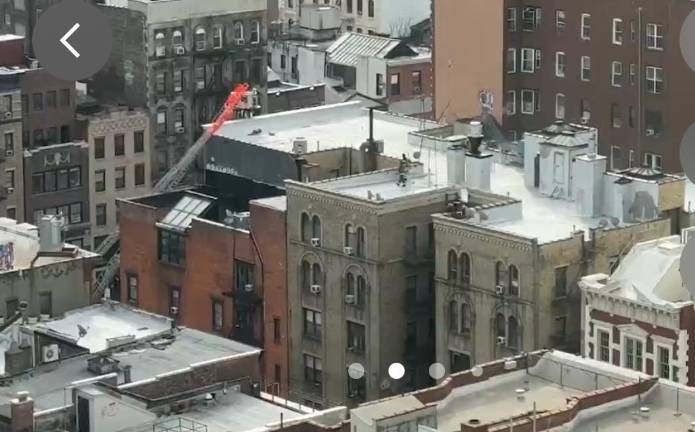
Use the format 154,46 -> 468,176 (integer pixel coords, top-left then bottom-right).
388,362 -> 405,380
348,362 -> 366,380
428,363 -> 446,380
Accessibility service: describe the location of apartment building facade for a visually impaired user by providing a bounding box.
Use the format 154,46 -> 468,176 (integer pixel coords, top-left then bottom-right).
286,166 -> 457,408
96,0 -> 267,179
0,69 -> 24,221
75,105 -> 151,250
433,0 -> 695,172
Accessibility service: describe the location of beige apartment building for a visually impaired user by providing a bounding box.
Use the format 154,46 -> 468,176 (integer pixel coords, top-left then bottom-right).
286,164 -> 457,408
77,106 -> 151,250
0,71 -> 23,221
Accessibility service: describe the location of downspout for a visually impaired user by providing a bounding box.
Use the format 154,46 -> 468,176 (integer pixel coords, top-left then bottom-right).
637,7 -> 643,162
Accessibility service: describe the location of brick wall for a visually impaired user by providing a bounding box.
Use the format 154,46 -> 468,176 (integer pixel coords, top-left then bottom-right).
387,60 -> 432,103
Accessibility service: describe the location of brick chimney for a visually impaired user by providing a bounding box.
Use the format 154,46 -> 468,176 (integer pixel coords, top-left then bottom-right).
10,391 -> 34,432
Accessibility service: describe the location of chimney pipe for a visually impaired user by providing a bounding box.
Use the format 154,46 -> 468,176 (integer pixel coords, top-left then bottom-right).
369,108 -> 374,142
123,365 -> 132,384
295,157 -> 307,181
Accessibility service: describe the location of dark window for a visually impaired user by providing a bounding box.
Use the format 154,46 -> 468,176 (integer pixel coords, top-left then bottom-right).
304,308 -> 322,339
114,134 -> 125,156
447,250 -> 458,280
44,170 -> 56,192
304,354 -> 322,386
411,71 -> 422,94
134,131 -> 144,153
5,298 -> 18,317
135,163 -> 145,186
311,215 -> 321,240
115,167 -> 125,189
69,203 -> 82,224
32,93 -> 43,111
31,173 -> 43,194
57,169 -> 68,190
94,137 -> 105,159
212,299 -> 224,331
46,127 -> 58,144
273,317 -> 281,344
291,57 -> 298,79
46,91 -> 56,108
60,89 -> 70,106
347,0 -> 352,13
68,167 -> 80,188
127,274 -> 138,303
555,266 -> 568,297
461,253 -> 471,285
508,316 -> 520,348
347,321 -> 365,352
252,58 -> 263,83
390,73 -> 400,96
33,129 -> 44,146
39,292 -> 52,316
159,229 -> 186,265
96,203 -> 106,226
645,110 -> 663,136
405,226 -> 417,255
235,260 -> 255,292
367,0 -> 374,17
234,60 -> 247,82
95,170 -> 105,192
301,213 -> 311,241
508,265 -> 520,296
357,0 -> 363,15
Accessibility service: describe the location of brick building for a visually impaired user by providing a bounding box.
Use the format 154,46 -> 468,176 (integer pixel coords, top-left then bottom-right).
433,0 -> 695,172
0,66 -> 23,221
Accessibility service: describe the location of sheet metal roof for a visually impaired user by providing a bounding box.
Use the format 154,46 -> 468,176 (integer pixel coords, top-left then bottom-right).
326,32 -> 401,67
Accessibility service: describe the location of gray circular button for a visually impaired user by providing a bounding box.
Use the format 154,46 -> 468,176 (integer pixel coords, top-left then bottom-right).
32,0 -> 112,81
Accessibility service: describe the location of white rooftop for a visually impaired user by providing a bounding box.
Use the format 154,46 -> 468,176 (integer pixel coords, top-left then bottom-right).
121,0 -> 265,23
0,34 -> 23,42
251,195 -> 288,212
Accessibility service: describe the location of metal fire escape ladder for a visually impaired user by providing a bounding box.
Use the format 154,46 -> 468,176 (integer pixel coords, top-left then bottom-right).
92,83 -> 250,301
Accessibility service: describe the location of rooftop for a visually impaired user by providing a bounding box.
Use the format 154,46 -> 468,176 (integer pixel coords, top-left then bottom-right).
118,0 -> 265,23
251,195 -> 288,212
326,32 -> 425,67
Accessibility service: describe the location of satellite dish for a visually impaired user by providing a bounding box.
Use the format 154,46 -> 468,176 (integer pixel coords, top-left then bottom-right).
610,217 -> 621,227
413,151 -> 421,160
598,219 -> 609,229
380,378 -> 391,390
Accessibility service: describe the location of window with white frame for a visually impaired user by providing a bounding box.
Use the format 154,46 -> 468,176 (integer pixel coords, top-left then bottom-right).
506,8 -> 517,32
629,63 -> 636,85
521,48 -> 535,72
612,18 -> 623,45
521,7 -> 541,31
555,93 -> 565,119
555,51 -> 565,77
647,23 -> 664,50
611,61 -> 623,86
212,25 -> 223,49
581,13 -> 591,40
644,152 -> 662,170
195,27 -> 206,51
597,329 -> 610,362
251,20 -> 261,44
611,103 -> 622,128
534,49 -> 542,70
657,345 -> 671,379
555,10 -> 565,33
506,48 -> 517,73
506,90 -> 516,115
521,89 -> 536,114
581,56 -> 591,81
624,336 -> 643,371
646,66 -> 664,93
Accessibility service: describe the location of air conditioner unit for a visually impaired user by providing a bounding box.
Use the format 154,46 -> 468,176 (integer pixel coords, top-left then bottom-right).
244,283 -> 254,292
413,86 -> 422,94
495,285 -> 505,295
310,284 -> 322,294
345,294 -> 355,304
170,306 -> 179,315
174,45 -> 185,55
175,126 -> 185,134
42,344 -> 60,363
6,187 -> 14,194
4,111 -> 11,119
236,38 -> 246,45
311,238 -> 321,247
645,128 -> 655,136
5,150 -> 13,157
343,246 -> 353,256
496,336 -> 506,346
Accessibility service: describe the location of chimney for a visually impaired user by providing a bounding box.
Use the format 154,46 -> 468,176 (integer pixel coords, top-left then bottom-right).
573,154 -> 607,217
10,391 -> 34,432
294,156 -> 308,181
38,215 -> 64,253
446,142 -> 467,186
359,108 -> 382,172
123,365 -> 132,384
464,122 -> 493,191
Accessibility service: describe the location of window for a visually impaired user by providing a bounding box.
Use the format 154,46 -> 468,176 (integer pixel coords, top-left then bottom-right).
134,131 -> 144,153
172,70 -> 184,93
347,0 -> 352,13
495,261 -> 505,290
251,20 -> 261,44
159,229 -> 186,265
212,299 -> 223,331
174,106 -> 185,131
304,309 -> 322,339
170,286 -> 180,314
233,22 -> 244,42
5,169 -> 13,190
44,171 -> 56,192
505,90 -> 516,115
508,265 -> 519,296
460,302 -> 471,332
646,66 -> 664,94
235,60 -> 248,82
32,93 -> 43,111
629,63 -> 636,85
447,250 -> 458,281
597,329 -> 610,362
624,337 -> 643,371
611,61 -> 623,86
367,0 -> 374,17
461,253 -> 471,285
405,226 -> 417,255
357,0 -> 362,15
581,98 -> 591,121
95,170 -> 105,192
195,27 -> 206,51
611,103 -> 622,128
581,13 -> 591,40
356,227 -> 366,257
114,134 -> 125,156
647,23 -> 664,50
347,321 -> 366,352
69,203 -> 82,224
555,51 -> 565,77
555,93 -> 566,119
251,58 -> 263,83
273,318 -> 281,344
506,8 -> 517,32
390,73 -> 400,96
6,207 -> 15,220
46,91 -> 56,108
134,163 -> 145,186
554,266 -> 567,297
612,18 -> 623,45
60,89 -> 70,107
411,71 -> 422,94
96,203 -> 106,226
127,274 -> 138,303
521,7 -> 541,31
172,29 -> 183,49
155,31 -> 165,57
155,71 -> 166,94
658,346 -> 670,379
3,132 -> 12,154
644,153 -> 663,170
495,313 -> 506,339
156,108 -> 167,134
581,56 -> 591,81
301,213 -> 311,242
311,215 -> 321,240
195,66 -> 206,90
506,48 -> 517,73
304,354 -> 322,385
508,316 -> 519,348
448,300 -> 458,332
115,167 -> 125,189
645,109 -> 663,136
94,137 -> 105,159
212,25 -> 223,49
555,10 -> 565,33
521,89 -> 536,114
521,48 -> 535,73
39,292 -> 52,316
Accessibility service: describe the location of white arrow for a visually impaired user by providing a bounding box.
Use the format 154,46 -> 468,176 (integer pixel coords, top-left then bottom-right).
60,23 -> 81,58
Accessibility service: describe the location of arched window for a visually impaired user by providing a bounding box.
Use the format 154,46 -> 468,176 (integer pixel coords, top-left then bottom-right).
301,213 -> 311,242
448,250 -> 458,281
301,260 -> 311,291
508,265 -> 520,296
312,263 -> 322,285
460,302 -> 471,332
495,261 -> 505,291
172,29 -> 183,48
194,27 -> 206,51
312,215 -> 321,240
495,313 -> 506,339
356,227 -> 366,257
508,316 -> 519,349
346,272 -> 355,295
155,32 -> 165,57
367,0 -> 374,17
356,275 -> 366,306
449,300 -> 458,332
251,20 -> 261,44
233,22 -> 245,42
461,253 -> 471,285
344,223 -> 354,248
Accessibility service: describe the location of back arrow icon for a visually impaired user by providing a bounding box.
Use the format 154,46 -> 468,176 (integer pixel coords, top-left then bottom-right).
60,23 -> 80,58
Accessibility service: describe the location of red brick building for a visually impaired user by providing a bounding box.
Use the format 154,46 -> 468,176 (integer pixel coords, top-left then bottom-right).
118,186 -> 291,396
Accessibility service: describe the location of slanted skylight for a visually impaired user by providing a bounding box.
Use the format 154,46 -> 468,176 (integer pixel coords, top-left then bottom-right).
160,194 -> 213,231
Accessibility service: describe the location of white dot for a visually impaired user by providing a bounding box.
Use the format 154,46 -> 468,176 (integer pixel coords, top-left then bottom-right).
388,362 -> 405,380
348,363 -> 365,380
428,363 -> 446,380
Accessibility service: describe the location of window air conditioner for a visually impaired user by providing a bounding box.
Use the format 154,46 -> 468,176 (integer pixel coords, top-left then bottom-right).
343,246 -> 353,256
495,285 -> 505,295
311,238 -> 321,247
5,150 -> 13,157
244,283 -> 254,292
174,45 -> 185,55
42,344 -> 60,363
236,38 -> 246,45
175,127 -> 185,134
4,111 -> 11,119
310,284 -> 322,294
496,336 -> 506,346
345,294 -> 355,304
646,128 -> 655,136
